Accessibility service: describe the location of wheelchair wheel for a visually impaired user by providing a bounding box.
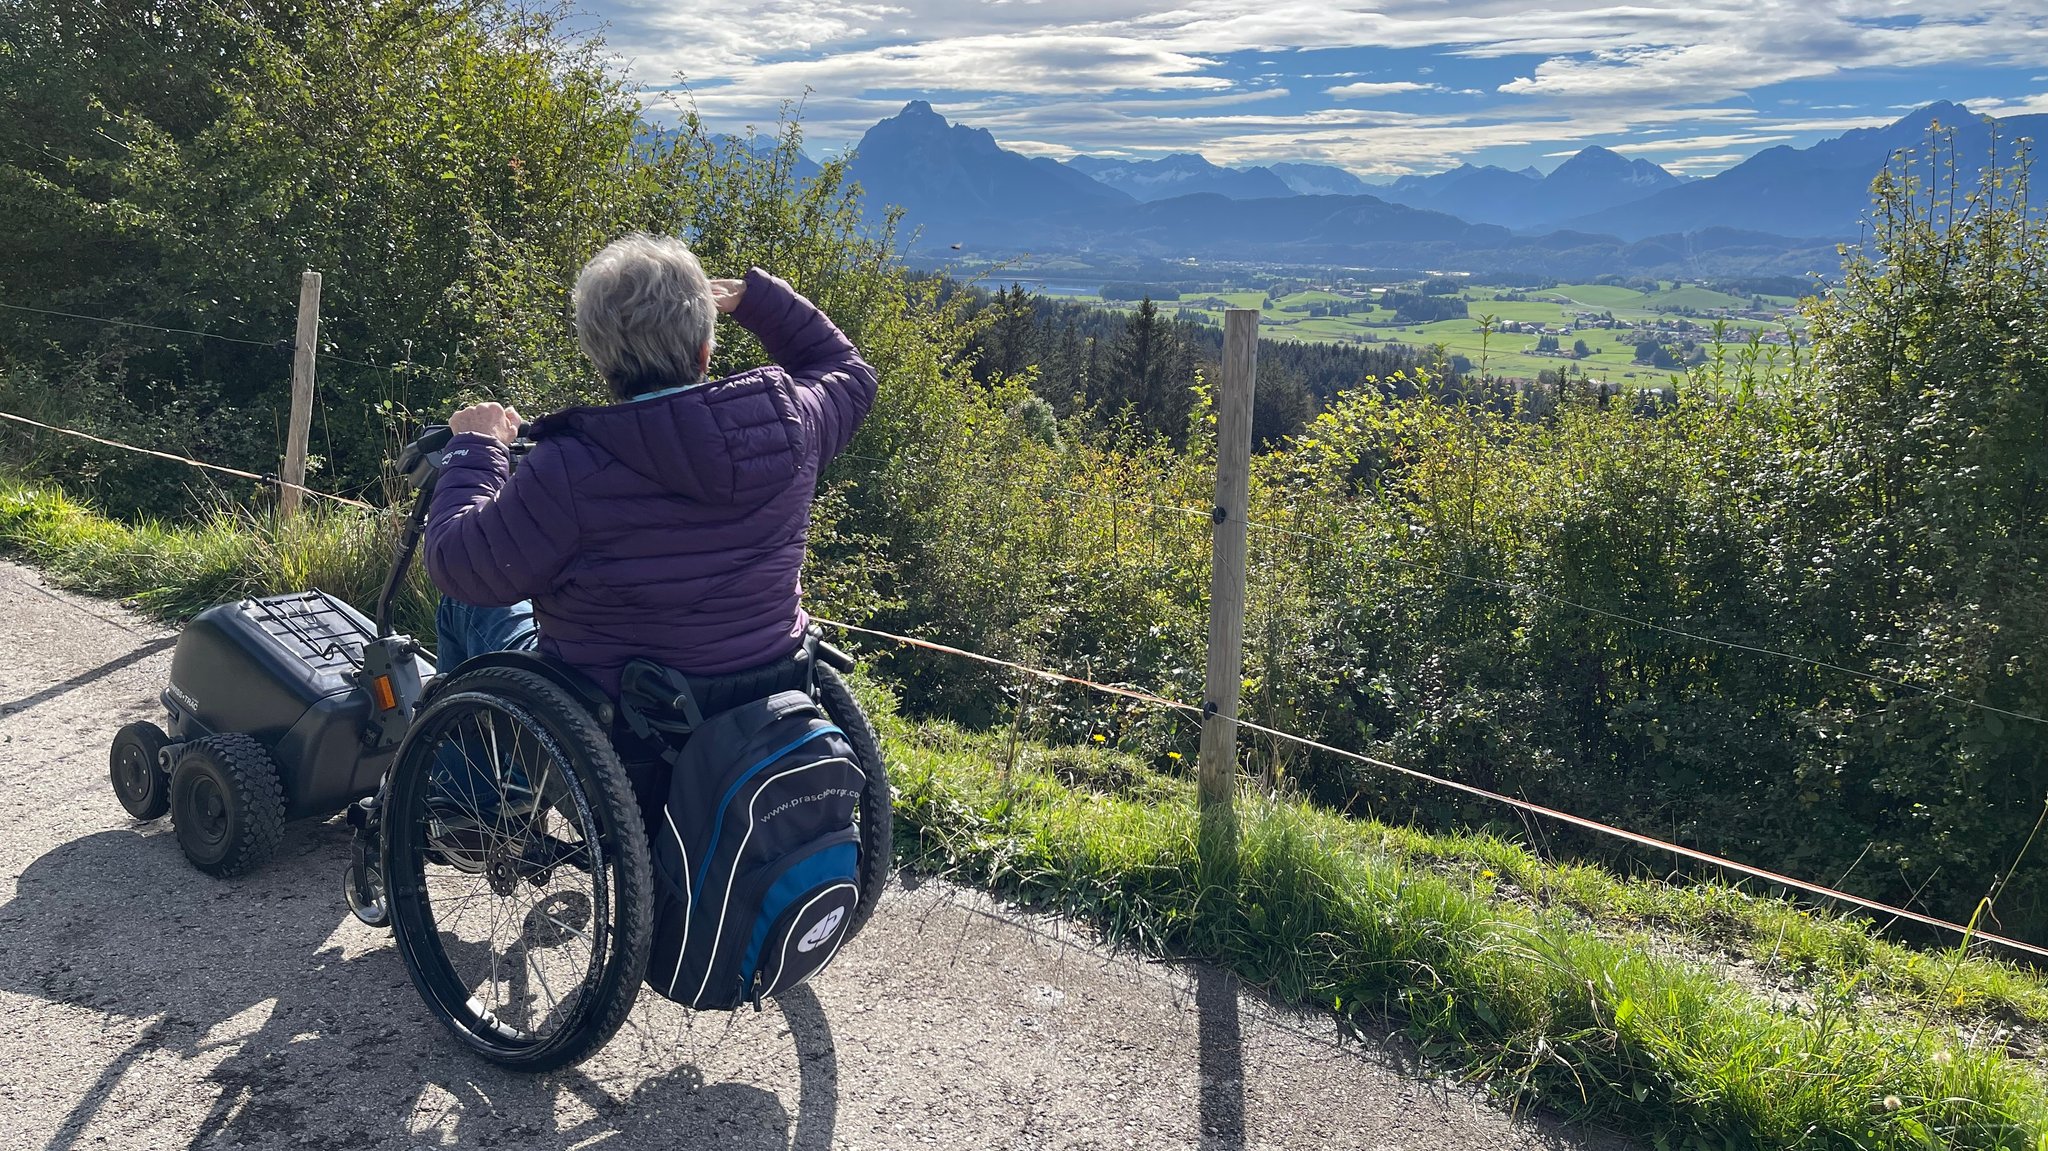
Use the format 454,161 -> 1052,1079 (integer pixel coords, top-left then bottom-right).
382,665 -> 651,1072
813,663 -> 892,943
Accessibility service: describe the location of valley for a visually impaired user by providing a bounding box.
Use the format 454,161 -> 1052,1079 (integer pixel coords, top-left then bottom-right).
1007,273 -> 1808,386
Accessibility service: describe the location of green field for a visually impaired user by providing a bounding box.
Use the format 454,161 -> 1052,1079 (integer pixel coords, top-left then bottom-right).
1149,279 -> 1810,384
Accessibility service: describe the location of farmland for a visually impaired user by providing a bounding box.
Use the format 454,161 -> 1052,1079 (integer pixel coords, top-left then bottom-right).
1053,278 -> 1811,385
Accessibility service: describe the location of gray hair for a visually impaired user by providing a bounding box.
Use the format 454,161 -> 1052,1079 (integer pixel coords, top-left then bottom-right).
572,233 -> 716,399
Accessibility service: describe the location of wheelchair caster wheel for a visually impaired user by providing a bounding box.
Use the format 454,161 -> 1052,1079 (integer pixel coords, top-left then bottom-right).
346,835 -> 391,930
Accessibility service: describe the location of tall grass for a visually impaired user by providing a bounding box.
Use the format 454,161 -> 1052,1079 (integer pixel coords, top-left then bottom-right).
1366,823 -> 2048,1030
0,474 -> 437,638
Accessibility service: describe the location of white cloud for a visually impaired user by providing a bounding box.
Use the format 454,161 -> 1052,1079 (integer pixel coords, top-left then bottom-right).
1003,138 -> 1085,157
1325,81 -> 1436,98
673,32 -> 1228,101
1662,152 -> 1750,174
1961,92 -> 2048,117
1604,133 -> 1798,154
591,0 -> 2048,174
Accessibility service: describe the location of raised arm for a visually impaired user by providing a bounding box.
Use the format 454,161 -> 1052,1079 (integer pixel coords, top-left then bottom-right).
728,267 -> 878,462
423,433 -> 581,607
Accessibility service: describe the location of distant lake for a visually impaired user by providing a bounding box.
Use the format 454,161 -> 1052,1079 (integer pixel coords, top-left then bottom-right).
1010,280 -> 1100,296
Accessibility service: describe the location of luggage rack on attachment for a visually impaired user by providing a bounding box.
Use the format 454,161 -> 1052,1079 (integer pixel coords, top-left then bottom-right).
246,591 -> 375,674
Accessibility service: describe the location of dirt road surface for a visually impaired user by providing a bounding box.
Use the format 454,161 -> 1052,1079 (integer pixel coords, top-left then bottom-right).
0,560 -> 1636,1151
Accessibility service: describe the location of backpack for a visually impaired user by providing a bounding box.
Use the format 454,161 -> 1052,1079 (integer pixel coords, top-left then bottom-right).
620,661 -> 866,1010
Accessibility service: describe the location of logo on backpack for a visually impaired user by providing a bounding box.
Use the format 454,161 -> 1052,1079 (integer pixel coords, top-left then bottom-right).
799,907 -> 846,953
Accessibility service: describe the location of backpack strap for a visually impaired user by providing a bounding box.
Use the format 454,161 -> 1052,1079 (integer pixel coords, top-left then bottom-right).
620,658 -> 707,744
619,637 -> 825,755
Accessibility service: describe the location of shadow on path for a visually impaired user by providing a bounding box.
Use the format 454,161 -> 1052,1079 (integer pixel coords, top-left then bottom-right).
0,636 -> 175,716
2,827 -> 838,1151
1196,967 -> 1245,1151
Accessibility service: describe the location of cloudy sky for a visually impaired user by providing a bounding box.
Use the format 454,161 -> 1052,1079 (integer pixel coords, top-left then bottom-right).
582,0 -> 2048,178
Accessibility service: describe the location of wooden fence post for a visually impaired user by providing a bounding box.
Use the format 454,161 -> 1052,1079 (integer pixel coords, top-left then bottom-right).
279,269 -> 322,517
1198,309 -> 1257,874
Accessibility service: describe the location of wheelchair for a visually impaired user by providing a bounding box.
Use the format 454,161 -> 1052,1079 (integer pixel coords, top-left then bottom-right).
112,424 -> 892,1072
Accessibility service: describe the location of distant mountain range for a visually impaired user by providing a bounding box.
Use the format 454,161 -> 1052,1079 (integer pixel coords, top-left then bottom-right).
826,100 -> 2044,277
710,133 -> 824,182
844,101 -> 1132,240
1377,147 -> 1683,230
1268,163 -> 1374,197
1067,153 -> 1292,200
1567,101 -> 2047,240
1064,153 -> 1371,201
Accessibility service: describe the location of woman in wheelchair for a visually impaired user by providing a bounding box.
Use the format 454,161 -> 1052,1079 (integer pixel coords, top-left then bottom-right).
426,233 -> 876,693
373,234 -> 888,1071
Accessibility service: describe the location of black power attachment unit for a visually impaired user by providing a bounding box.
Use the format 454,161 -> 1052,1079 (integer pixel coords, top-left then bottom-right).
109,429 -> 451,879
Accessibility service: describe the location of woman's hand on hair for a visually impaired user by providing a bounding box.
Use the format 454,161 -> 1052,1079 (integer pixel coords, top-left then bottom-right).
449,401 -> 523,444
709,278 -> 747,315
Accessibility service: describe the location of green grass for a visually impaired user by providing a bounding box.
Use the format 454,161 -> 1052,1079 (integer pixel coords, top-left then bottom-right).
1271,289 -> 1353,309
881,714 -> 2048,1149
9,469 -> 2048,1147
1549,284 -> 1648,308
1366,823 -> 2048,1028
1053,280 -> 1810,377
1468,299 -> 1571,323
1651,285 -> 1762,312
0,473 -> 438,638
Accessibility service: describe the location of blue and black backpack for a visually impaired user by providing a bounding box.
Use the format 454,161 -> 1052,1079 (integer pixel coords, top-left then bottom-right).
620,660 -> 867,1010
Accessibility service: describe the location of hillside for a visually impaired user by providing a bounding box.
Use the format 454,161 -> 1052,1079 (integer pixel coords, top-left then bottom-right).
1066,153 -> 1295,201
7,503 -> 2048,1150
1376,147 -> 1680,229
845,100 -> 1132,240
8,3 -> 2048,1144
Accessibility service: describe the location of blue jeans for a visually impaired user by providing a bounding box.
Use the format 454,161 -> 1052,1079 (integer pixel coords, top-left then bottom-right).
435,597 -> 540,670
430,597 -> 541,817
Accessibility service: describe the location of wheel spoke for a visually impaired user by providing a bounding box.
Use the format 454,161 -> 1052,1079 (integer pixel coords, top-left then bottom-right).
393,684 -> 626,1062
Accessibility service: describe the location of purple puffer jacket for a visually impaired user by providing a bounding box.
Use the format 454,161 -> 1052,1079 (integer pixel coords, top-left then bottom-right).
423,267 -> 877,696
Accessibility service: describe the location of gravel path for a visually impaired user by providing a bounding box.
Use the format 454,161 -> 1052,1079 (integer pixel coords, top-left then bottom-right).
0,559 -> 1637,1151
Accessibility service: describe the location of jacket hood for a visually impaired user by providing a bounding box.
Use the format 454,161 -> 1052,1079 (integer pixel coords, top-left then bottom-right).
530,365 -> 805,505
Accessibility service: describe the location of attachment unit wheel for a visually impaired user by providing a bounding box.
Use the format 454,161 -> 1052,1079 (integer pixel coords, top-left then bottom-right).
170,733 -> 287,877
109,721 -> 172,821
346,832 -> 392,929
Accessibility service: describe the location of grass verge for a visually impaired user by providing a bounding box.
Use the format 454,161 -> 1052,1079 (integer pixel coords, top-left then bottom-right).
7,470 -> 2048,1148
0,473 -> 437,637
877,711 -> 2048,1150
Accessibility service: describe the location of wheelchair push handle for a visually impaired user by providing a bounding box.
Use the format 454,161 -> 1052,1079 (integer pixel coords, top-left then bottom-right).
379,421 -> 539,637
815,641 -> 856,673
397,423 -> 539,491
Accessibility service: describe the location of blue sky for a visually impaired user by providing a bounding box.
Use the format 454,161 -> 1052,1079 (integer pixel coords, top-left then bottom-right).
581,1 -> 2048,178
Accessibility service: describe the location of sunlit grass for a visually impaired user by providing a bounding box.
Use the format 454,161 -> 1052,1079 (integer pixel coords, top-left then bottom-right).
878,705 -> 2048,1149
0,473 -> 438,639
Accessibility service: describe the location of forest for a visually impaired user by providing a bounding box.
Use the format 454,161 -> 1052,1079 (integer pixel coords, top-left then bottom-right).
944,283 -> 1450,447
3,0 -> 2046,944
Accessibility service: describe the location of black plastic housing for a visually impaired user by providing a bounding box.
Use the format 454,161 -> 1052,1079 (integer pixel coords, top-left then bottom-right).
162,592 -> 436,820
